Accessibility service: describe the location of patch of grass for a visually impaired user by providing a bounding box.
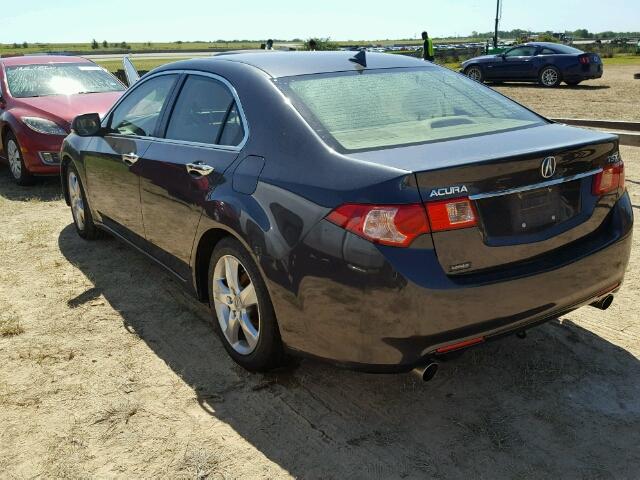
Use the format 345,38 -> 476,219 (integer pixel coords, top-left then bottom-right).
0,317 -> 24,337
92,400 -> 140,437
602,55 -> 640,66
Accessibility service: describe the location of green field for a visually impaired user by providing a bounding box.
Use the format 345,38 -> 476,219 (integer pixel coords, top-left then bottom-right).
94,58 -> 194,73
0,41 -> 266,56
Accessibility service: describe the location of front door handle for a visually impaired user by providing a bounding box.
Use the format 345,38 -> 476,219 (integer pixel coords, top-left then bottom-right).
122,153 -> 139,166
186,161 -> 214,176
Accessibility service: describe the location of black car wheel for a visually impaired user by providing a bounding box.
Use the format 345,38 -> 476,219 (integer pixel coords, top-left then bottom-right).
565,80 -> 582,86
539,66 -> 562,87
208,237 -> 284,371
4,132 -> 34,186
464,65 -> 484,83
67,164 -> 100,240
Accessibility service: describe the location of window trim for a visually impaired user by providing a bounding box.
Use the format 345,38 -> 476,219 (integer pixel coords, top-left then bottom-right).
101,69 -> 249,152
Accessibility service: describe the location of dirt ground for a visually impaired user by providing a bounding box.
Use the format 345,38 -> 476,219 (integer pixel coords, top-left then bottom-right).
492,64 -> 640,121
0,142 -> 639,478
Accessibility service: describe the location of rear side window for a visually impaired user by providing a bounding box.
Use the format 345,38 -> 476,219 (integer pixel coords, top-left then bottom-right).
165,75 -> 244,146
110,75 -> 176,137
277,67 -> 544,152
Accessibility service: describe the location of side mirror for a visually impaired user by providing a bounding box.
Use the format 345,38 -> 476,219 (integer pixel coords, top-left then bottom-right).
72,113 -> 102,137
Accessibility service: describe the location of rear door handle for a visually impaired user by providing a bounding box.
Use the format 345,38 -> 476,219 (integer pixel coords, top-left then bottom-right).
186,161 -> 214,176
122,153 -> 139,166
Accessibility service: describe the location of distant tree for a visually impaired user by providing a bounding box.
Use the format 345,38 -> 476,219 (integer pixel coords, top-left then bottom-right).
13,42 -> 19,48
175,40 -> 183,44
146,41 -> 152,47
22,41 -> 28,48
102,40 -> 108,48
91,39 -> 99,49
304,37 -> 337,51
119,41 -> 130,49
572,29 -> 591,39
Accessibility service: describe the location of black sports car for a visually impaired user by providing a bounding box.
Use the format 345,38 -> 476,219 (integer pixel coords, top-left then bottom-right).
461,42 -> 603,87
60,52 -> 631,378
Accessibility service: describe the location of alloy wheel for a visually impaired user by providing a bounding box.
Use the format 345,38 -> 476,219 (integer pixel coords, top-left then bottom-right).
541,68 -> 559,86
466,67 -> 482,82
68,171 -> 86,231
7,139 -> 21,180
212,254 -> 260,355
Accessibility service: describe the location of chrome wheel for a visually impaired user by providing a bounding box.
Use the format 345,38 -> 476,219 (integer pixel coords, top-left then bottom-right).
7,139 -> 21,180
212,255 -> 260,355
68,171 -> 86,231
541,68 -> 559,86
466,67 -> 482,82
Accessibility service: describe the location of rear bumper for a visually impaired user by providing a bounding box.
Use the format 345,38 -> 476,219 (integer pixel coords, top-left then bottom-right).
273,192 -> 633,371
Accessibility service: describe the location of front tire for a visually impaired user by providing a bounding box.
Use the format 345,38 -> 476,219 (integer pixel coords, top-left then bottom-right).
464,65 -> 484,83
67,164 -> 100,240
539,66 -> 562,87
208,237 -> 284,372
4,132 -> 34,186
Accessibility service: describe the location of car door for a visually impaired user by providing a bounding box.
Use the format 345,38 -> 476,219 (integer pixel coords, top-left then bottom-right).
491,46 -> 537,79
139,72 -> 247,277
84,73 -> 178,244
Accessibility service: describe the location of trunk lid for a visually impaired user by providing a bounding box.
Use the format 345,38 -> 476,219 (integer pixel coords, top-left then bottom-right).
348,123 -> 620,274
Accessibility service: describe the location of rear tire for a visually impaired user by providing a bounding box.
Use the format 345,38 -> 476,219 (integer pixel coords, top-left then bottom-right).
208,237 -> 284,372
4,132 -> 34,186
67,164 -> 100,240
464,65 -> 484,83
538,66 -> 562,87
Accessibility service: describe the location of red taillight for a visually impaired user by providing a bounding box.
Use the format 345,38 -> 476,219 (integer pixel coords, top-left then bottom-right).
435,336 -> 484,354
426,197 -> 477,232
326,197 -> 478,247
326,203 -> 430,247
579,55 -> 590,65
593,161 -> 624,196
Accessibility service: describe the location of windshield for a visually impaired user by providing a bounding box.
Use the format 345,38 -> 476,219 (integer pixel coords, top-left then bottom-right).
276,67 -> 546,152
6,63 -> 125,98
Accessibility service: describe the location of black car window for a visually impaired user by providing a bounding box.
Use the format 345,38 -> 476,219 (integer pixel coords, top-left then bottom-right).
165,75 -> 243,146
539,48 -> 556,55
504,46 -> 536,57
109,75 -> 176,137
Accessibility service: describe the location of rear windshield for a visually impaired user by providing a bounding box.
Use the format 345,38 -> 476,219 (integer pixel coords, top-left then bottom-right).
276,66 -> 545,152
546,44 -> 583,54
6,63 -> 124,98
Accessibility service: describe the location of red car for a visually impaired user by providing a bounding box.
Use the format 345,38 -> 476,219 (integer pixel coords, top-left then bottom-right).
0,55 -> 125,185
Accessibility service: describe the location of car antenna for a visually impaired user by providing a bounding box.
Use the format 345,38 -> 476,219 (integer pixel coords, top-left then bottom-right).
349,50 -> 367,69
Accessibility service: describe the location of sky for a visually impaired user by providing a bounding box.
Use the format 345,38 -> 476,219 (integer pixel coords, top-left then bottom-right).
2,0 -> 638,43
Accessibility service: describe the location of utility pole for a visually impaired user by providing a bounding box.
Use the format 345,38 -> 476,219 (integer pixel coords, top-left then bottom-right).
493,0 -> 501,48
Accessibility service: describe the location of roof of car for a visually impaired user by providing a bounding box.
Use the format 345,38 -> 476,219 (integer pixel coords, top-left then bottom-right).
0,55 -> 91,66
159,51 -> 430,78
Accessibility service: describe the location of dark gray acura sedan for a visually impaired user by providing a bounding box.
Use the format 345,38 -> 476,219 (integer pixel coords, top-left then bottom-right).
60,52 -> 632,378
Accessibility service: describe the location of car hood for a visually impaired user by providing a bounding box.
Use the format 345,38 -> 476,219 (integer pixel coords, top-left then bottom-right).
14,91 -> 123,127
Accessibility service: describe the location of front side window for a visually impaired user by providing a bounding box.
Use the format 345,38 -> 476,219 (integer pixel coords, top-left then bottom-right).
276,67 -> 545,152
505,46 -> 536,57
5,63 -> 124,98
165,75 -> 244,146
539,48 -> 557,55
109,75 -> 176,137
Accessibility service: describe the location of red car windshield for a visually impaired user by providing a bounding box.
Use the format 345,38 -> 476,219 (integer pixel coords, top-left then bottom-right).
6,63 -> 124,98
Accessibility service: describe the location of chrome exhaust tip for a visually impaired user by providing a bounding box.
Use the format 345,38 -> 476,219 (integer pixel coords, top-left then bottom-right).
413,362 -> 439,382
590,294 -> 614,311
